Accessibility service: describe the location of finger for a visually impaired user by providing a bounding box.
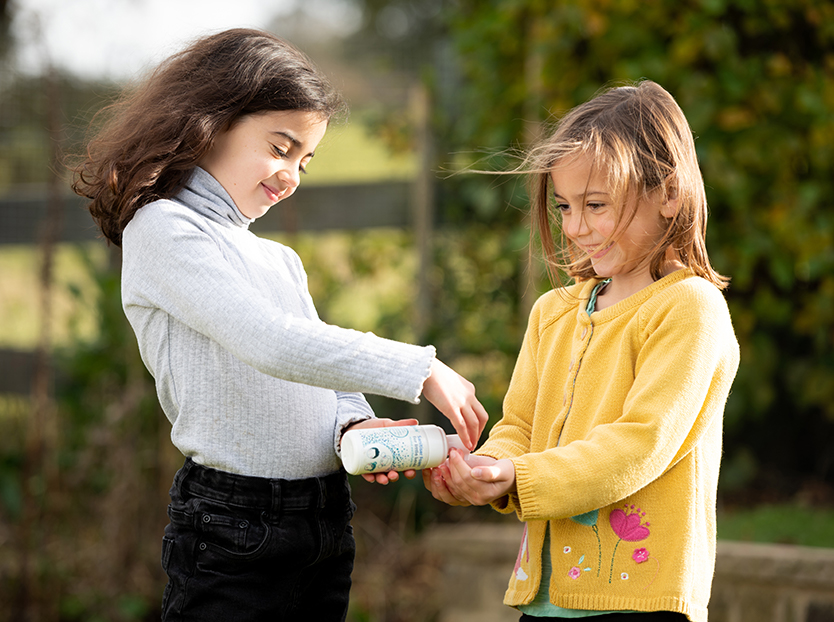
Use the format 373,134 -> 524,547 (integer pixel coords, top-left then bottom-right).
403,469 -> 417,479
474,400 -> 490,433
472,465 -> 501,482
468,403 -> 489,447
430,468 -> 468,506
447,448 -> 473,478
443,409 -> 471,451
444,451 -> 475,491
385,470 -> 400,482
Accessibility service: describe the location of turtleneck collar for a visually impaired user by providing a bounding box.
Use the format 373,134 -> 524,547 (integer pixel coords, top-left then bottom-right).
175,166 -> 254,229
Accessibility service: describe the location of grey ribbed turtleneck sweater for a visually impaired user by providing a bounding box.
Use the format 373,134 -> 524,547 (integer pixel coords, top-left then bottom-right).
121,167 -> 434,479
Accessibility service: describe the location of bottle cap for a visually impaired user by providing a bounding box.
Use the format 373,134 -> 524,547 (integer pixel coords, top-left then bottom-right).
446,434 -> 469,456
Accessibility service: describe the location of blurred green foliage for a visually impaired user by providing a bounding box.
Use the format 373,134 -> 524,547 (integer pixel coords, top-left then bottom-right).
717,504 -> 834,548
431,0 -> 834,497
3,1 -> 834,618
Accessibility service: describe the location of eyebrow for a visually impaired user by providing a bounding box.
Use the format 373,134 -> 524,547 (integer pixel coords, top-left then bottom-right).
271,131 -> 316,158
553,189 -> 609,201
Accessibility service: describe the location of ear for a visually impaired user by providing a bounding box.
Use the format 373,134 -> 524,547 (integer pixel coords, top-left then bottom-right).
660,183 -> 679,219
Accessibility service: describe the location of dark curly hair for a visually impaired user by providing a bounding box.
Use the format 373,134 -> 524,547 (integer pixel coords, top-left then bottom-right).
71,28 -> 346,246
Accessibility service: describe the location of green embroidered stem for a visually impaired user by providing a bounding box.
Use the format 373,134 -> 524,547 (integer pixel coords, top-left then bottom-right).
593,525 -> 602,577
609,538 -> 622,584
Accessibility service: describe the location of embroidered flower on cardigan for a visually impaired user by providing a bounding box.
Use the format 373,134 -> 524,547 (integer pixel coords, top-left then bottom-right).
566,554 -> 592,579
608,505 -> 652,584
609,506 -> 651,541
633,547 -> 661,591
571,509 -> 602,577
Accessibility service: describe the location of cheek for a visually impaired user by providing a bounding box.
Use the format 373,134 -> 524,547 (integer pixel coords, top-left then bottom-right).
596,215 -> 618,239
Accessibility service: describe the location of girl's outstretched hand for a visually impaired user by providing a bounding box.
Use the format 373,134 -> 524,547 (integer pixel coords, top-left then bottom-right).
343,417 -> 419,485
423,450 -> 516,506
421,359 -> 489,451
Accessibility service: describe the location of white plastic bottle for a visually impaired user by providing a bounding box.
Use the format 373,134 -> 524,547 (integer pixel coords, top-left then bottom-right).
340,424 -> 468,475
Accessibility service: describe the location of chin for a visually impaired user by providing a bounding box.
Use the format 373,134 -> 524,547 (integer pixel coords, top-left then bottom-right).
243,205 -> 271,220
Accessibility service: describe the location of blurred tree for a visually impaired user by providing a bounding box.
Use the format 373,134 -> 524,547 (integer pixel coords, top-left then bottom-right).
0,0 -> 10,54
434,0 -> 834,499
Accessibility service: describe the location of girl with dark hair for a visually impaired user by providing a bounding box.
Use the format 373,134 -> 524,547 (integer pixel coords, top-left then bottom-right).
72,28 -> 487,621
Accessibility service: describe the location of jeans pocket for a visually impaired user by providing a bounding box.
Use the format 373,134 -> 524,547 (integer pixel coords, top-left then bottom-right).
195,501 -> 270,560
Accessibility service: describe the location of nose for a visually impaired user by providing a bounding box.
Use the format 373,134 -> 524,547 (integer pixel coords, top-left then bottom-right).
277,163 -> 301,193
562,211 -> 590,239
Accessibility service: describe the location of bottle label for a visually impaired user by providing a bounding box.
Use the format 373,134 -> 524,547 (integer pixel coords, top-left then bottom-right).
352,427 -> 430,472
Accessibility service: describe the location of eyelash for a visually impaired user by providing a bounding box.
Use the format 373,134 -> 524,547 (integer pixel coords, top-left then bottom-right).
271,144 -> 308,174
554,201 -> 606,212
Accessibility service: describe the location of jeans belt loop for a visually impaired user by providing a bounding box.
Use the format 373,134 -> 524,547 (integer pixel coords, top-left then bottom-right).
271,480 -> 281,515
318,478 -> 327,509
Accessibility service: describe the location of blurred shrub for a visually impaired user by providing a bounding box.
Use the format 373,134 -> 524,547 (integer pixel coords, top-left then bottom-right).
433,0 -> 834,498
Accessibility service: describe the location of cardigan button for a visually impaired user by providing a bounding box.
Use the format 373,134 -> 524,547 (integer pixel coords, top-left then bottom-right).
580,327 -> 588,339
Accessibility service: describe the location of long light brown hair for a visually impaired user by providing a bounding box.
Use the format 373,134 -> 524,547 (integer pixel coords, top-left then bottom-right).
71,28 -> 346,247
527,80 -> 728,290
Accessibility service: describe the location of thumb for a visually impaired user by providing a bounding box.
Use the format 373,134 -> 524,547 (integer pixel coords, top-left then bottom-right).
471,466 -> 501,482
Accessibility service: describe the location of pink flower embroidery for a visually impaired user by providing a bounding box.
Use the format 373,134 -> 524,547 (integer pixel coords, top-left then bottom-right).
609,507 -> 651,541
632,548 -> 650,563
608,505 -> 653,584
568,566 -> 581,580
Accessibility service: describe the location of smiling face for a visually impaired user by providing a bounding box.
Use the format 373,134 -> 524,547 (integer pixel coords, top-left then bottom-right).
551,154 -> 679,302
199,109 -> 328,220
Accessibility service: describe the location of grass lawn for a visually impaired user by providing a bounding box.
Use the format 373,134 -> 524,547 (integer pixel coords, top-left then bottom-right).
304,118 -> 415,185
717,504 -> 834,548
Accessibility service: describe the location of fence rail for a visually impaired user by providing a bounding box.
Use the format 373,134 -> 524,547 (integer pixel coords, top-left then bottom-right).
0,180 -> 412,245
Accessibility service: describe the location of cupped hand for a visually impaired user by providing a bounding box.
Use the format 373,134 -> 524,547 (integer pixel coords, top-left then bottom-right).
421,359 -> 489,451
434,450 -> 516,506
343,417 -> 419,485
422,464 -> 471,506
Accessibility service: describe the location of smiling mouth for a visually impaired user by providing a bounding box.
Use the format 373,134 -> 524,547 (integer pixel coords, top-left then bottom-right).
261,183 -> 284,203
583,243 -> 613,259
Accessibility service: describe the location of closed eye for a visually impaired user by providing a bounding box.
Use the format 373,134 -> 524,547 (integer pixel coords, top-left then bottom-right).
272,144 -> 310,174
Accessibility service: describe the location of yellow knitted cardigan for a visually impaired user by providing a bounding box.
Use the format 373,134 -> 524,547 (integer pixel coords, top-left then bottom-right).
477,269 -> 739,622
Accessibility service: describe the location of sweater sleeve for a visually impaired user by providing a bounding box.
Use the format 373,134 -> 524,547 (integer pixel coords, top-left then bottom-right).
333,391 -> 375,457
509,281 -> 739,521
475,294 -> 547,515
122,203 -> 434,403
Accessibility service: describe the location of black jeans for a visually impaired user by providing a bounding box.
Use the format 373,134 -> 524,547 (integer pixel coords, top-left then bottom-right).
161,458 -> 356,622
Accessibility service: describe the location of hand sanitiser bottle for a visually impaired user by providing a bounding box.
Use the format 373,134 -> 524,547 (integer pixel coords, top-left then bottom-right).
340,424 -> 468,475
